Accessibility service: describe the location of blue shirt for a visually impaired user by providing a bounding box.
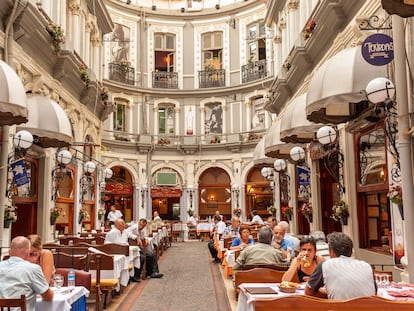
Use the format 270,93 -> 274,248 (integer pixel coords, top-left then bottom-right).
280,238 -> 295,256
231,237 -> 255,247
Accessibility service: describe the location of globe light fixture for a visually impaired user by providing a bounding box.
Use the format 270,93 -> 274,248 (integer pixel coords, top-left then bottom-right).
57,150 -> 72,165
84,161 -> 96,174
290,146 -> 306,162
317,125 -> 337,146
366,77 -> 395,105
13,130 -> 34,150
274,159 -> 286,172
103,167 -> 113,179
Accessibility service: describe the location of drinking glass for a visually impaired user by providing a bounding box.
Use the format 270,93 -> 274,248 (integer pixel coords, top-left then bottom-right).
54,274 -> 64,292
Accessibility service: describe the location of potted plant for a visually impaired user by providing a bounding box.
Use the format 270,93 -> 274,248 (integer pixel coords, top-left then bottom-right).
233,207 -> 242,217
331,200 -> 349,225
79,207 -> 90,224
281,205 -> 293,221
267,205 -> 276,217
120,59 -> 130,74
303,19 -> 316,40
50,206 -> 65,225
98,207 -> 106,221
4,204 -> 17,228
187,209 -> 194,217
300,202 -> 312,223
46,21 -> 65,54
388,184 -> 403,219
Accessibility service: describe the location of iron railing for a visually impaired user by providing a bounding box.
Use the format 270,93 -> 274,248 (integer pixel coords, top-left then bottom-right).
152,71 -> 179,89
198,69 -> 225,88
241,59 -> 267,83
108,62 -> 135,86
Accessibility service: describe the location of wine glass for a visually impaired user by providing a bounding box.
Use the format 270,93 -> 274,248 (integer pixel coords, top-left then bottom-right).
53,274 -> 64,292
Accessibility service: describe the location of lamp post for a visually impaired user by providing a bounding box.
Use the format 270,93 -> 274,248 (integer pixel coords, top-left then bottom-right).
51,150 -> 73,202
232,184 -> 240,209
141,184 -> 148,209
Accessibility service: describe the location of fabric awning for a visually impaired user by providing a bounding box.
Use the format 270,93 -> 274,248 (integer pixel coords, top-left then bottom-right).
306,46 -> 388,124
264,115 -> 301,159
253,138 -> 274,168
280,93 -> 322,143
17,94 -> 73,148
0,60 -> 28,125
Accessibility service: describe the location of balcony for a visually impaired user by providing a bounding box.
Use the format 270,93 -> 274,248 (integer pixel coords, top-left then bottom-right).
198,69 -> 225,88
242,60 -> 268,83
152,71 -> 178,89
108,62 -> 135,86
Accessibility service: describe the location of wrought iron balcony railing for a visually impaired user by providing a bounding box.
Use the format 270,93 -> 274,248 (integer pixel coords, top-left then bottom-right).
241,59 -> 267,83
198,69 -> 225,88
152,71 -> 179,89
108,62 -> 135,86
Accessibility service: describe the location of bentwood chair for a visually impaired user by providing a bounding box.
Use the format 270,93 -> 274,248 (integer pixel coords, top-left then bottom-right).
0,294 -> 27,311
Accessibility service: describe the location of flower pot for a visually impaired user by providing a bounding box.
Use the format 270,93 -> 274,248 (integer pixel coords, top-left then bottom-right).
398,204 -> 404,220
3,220 -> 11,228
306,215 -> 313,223
340,217 -> 348,226
286,214 -> 292,222
78,216 -> 84,224
50,216 -> 57,226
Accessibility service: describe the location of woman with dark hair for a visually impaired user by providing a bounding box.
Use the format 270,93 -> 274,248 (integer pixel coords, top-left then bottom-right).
282,236 -> 324,282
230,225 -> 255,251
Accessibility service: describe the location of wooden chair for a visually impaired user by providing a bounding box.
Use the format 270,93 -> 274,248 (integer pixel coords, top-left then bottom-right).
81,253 -> 119,311
53,252 -> 87,270
242,263 -> 290,271
171,222 -> 183,242
55,268 -> 92,291
254,295 -> 414,311
0,295 -> 26,311
234,268 -> 292,299
92,243 -> 129,256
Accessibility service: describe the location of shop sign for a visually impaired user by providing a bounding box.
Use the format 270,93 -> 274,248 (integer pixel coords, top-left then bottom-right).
106,183 -> 133,194
309,141 -> 328,160
151,188 -> 182,198
361,33 -> 394,66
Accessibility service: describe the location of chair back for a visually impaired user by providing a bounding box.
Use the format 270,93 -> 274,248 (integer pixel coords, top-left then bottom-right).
53,252 -> 87,270
93,243 -> 129,256
55,268 -> 92,291
0,294 -> 26,311
254,295 -> 414,311
234,268 -> 286,296
242,263 -> 290,271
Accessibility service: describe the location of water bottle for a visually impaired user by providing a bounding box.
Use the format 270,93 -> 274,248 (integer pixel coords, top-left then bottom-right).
68,268 -> 76,291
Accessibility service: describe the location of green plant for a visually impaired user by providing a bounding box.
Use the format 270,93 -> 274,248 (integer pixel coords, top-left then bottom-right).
331,200 -> 349,221
187,209 -> 194,216
388,184 -> 402,205
267,205 -> 276,216
281,206 -> 293,217
46,22 -> 65,54
4,205 -> 17,222
79,64 -> 90,86
300,202 -> 312,217
98,207 -> 106,219
233,207 -> 242,217
50,206 -> 65,218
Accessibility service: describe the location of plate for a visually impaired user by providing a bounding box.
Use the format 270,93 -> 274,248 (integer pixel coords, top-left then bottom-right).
296,284 -> 306,290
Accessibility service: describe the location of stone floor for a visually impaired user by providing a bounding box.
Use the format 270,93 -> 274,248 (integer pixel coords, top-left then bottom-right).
94,240 -> 236,311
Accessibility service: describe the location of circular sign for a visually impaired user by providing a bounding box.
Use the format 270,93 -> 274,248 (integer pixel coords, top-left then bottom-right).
361,33 -> 394,66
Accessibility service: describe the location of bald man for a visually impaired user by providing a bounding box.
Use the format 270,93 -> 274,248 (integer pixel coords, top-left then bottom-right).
0,236 -> 53,311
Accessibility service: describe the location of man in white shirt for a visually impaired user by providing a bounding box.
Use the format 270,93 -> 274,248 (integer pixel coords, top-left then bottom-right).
127,218 -> 164,279
107,205 -> 123,226
187,213 -> 198,227
251,210 -> 264,225
207,215 -> 226,263
153,211 -> 162,222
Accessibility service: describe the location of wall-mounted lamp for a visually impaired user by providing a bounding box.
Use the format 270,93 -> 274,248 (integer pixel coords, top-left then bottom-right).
316,125 -> 345,195
274,159 -> 290,204
261,167 -> 274,181
100,167 -> 113,191
13,130 -> 34,155
274,159 -> 287,172
79,161 -> 96,203
232,184 -> 240,208
187,185 -> 195,208
51,150 -> 72,201
141,184 -> 148,208
365,77 -> 399,179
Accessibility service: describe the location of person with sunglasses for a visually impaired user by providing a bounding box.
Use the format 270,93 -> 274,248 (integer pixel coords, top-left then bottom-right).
282,236 -> 324,283
27,234 -> 55,285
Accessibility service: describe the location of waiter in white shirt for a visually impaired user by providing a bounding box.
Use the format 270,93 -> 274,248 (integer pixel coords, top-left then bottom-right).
107,205 -> 123,226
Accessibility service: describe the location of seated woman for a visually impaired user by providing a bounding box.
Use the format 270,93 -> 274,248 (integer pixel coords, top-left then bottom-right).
282,236 -> 324,283
230,225 -> 255,251
27,234 -> 55,285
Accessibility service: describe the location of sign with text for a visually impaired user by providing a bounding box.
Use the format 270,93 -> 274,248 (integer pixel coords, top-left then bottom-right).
361,33 -> 394,66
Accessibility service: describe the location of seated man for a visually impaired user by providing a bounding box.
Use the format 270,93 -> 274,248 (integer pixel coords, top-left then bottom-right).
104,218 -> 142,282
233,226 -> 287,270
0,236 -> 54,311
272,224 -> 295,258
223,216 -> 241,239
127,218 -> 164,279
278,221 -> 300,251
250,210 -> 264,225
153,211 -> 162,222
208,214 -> 226,263
187,213 -> 198,227
305,232 -> 376,299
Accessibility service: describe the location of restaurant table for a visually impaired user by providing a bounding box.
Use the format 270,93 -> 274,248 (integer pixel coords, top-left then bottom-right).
36,286 -> 89,311
197,223 -> 212,241
237,282 -> 414,311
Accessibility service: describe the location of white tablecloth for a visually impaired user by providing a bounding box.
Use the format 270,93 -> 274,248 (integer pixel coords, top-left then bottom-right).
225,250 -> 236,266
197,223 -> 213,232
36,286 -> 89,311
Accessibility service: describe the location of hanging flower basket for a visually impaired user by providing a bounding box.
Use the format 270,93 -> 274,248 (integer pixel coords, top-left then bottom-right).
306,215 -> 313,223
50,215 -> 57,226
282,206 -> 293,221
4,219 -> 11,228
340,217 -> 348,226
331,200 -> 349,222
233,207 -> 242,217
